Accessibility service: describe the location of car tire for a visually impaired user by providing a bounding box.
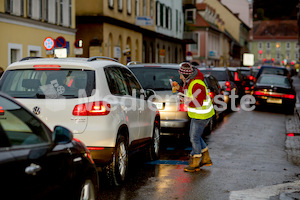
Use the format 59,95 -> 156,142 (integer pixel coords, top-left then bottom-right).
147,120 -> 160,161
79,179 -> 96,200
105,134 -> 128,186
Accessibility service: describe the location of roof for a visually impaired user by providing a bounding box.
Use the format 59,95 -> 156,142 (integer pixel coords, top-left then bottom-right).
252,20 -> 298,40
7,57 -> 124,70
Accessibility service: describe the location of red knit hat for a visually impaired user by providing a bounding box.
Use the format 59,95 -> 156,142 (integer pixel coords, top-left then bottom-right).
178,62 -> 194,75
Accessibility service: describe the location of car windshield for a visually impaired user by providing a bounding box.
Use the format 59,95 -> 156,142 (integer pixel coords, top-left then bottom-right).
199,70 -> 228,81
257,76 -> 291,87
0,69 -> 95,99
129,67 -> 183,90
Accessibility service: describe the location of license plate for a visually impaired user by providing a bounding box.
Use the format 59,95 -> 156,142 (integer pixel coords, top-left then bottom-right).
153,102 -> 163,110
267,98 -> 282,104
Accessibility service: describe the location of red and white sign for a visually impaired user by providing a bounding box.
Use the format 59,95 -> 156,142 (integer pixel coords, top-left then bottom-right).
43,37 -> 55,50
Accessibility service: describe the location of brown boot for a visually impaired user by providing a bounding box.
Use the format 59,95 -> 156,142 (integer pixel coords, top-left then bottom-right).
184,155 -> 201,172
200,150 -> 213,167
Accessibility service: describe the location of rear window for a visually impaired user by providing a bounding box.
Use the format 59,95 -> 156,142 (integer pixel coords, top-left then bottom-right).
129,67 -> 183,90
199,70 -> 228,81
0,69 -> 95,99
261,67 -> 287,76
257,76 -> 291,87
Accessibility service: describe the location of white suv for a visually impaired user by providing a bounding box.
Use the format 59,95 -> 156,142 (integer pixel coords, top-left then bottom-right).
0,56 -> 160,186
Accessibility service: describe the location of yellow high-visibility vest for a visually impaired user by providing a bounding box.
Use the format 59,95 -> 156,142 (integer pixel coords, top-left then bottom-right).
186,79 -> 215,119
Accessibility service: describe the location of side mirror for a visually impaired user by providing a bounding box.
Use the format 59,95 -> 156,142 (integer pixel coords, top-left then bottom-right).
53,126 -> 73,144
145,89 -> 157,101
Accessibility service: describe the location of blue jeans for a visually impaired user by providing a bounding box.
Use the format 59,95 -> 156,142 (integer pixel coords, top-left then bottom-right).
189,118 -> 211,156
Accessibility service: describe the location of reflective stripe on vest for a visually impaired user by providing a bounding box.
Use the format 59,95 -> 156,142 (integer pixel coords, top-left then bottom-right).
187,79 -> 215,119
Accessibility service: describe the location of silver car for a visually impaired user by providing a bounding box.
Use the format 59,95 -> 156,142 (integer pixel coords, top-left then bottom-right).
127,63 -> 190,136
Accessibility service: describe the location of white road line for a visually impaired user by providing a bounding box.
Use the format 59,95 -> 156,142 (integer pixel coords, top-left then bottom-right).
229,180 -> 300,200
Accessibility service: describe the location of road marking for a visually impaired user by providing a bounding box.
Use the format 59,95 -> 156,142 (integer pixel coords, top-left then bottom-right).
229,180 -> 300,200
146,160 -> 188,165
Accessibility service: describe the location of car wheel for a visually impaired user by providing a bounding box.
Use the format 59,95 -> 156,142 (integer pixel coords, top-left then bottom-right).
105,134 -> 128,186
79,179 -> 96,200
148,120 -> 160,161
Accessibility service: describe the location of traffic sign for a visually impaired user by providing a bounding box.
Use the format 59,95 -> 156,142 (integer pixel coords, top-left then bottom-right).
55,36 -> 66,48
43,37 -> 55,50
74,39 -> 83,48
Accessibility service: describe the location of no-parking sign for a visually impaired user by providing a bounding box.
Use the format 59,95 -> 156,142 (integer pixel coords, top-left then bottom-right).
55,36 -> 66,48
43,37 -> 55,50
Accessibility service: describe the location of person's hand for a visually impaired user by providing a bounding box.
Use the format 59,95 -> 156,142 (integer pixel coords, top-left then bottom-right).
172,81 -> 180,91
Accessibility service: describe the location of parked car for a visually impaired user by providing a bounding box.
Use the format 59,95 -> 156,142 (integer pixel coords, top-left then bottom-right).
202,73 -> 225,133
198,67 -> 238,111
0,92 -> 99,200
127,63 -> 190,136
252,74 -> 296,114
255,65 -> 290,80
236,67 -> 255,94
0,56 -> 160,186
228,67 -> 246,97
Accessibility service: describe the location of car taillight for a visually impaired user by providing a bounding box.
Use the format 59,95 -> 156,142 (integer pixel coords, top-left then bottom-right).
245,87 -> 249,91
225,81 -> 231,91
253,91 -> 265,96
87,147 -> 105,151
0,106 -> 4,115
254,91 -> 295,99
33,65 -> 61,70
73,101 -> 111,116
179,104 -> 188,112
249,75 -> 254,81
283,94 -> 295,99
234,72 -> 240,81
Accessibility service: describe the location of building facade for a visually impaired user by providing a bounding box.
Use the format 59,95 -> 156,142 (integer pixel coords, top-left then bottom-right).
0,0 -> 76,69
76,0 -> 185,65
250,20 -> 299,66
199,0 -> 250,66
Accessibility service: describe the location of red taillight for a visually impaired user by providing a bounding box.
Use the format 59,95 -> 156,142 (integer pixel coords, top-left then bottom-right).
87,147 -> 105,151
287,133 -> 294,137
253,91 -> 265,96
249,75 -> 254,81
245,87 -> 249,91
33,65 -> 61,70
283,94 -> 295,99
254,91 -> 295,99
0,106 -> 4,115
225,81 -> 231,91
73,101 -> 111,116
234,72 -> 240,81
179,104 -> 188,112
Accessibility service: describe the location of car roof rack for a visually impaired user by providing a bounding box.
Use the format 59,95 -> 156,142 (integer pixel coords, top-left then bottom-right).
87,56 -> 119,62
127,61 -> 141,66
20,57 -> 43,61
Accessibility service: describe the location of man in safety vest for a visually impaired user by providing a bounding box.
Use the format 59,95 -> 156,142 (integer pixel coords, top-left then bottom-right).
173,62 -> 215,172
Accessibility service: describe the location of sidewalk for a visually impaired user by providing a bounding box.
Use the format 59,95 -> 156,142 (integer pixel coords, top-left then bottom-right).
285,73 -> 300,163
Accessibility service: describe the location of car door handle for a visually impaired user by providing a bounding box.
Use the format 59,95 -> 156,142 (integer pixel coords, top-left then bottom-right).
25,163 -> 41,175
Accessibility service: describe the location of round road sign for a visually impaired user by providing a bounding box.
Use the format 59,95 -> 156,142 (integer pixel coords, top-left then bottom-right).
43,37 -> 55,50
55,36 -> 66,48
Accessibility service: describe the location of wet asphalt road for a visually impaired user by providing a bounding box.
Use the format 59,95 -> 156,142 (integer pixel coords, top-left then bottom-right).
98,106 -> 300,200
